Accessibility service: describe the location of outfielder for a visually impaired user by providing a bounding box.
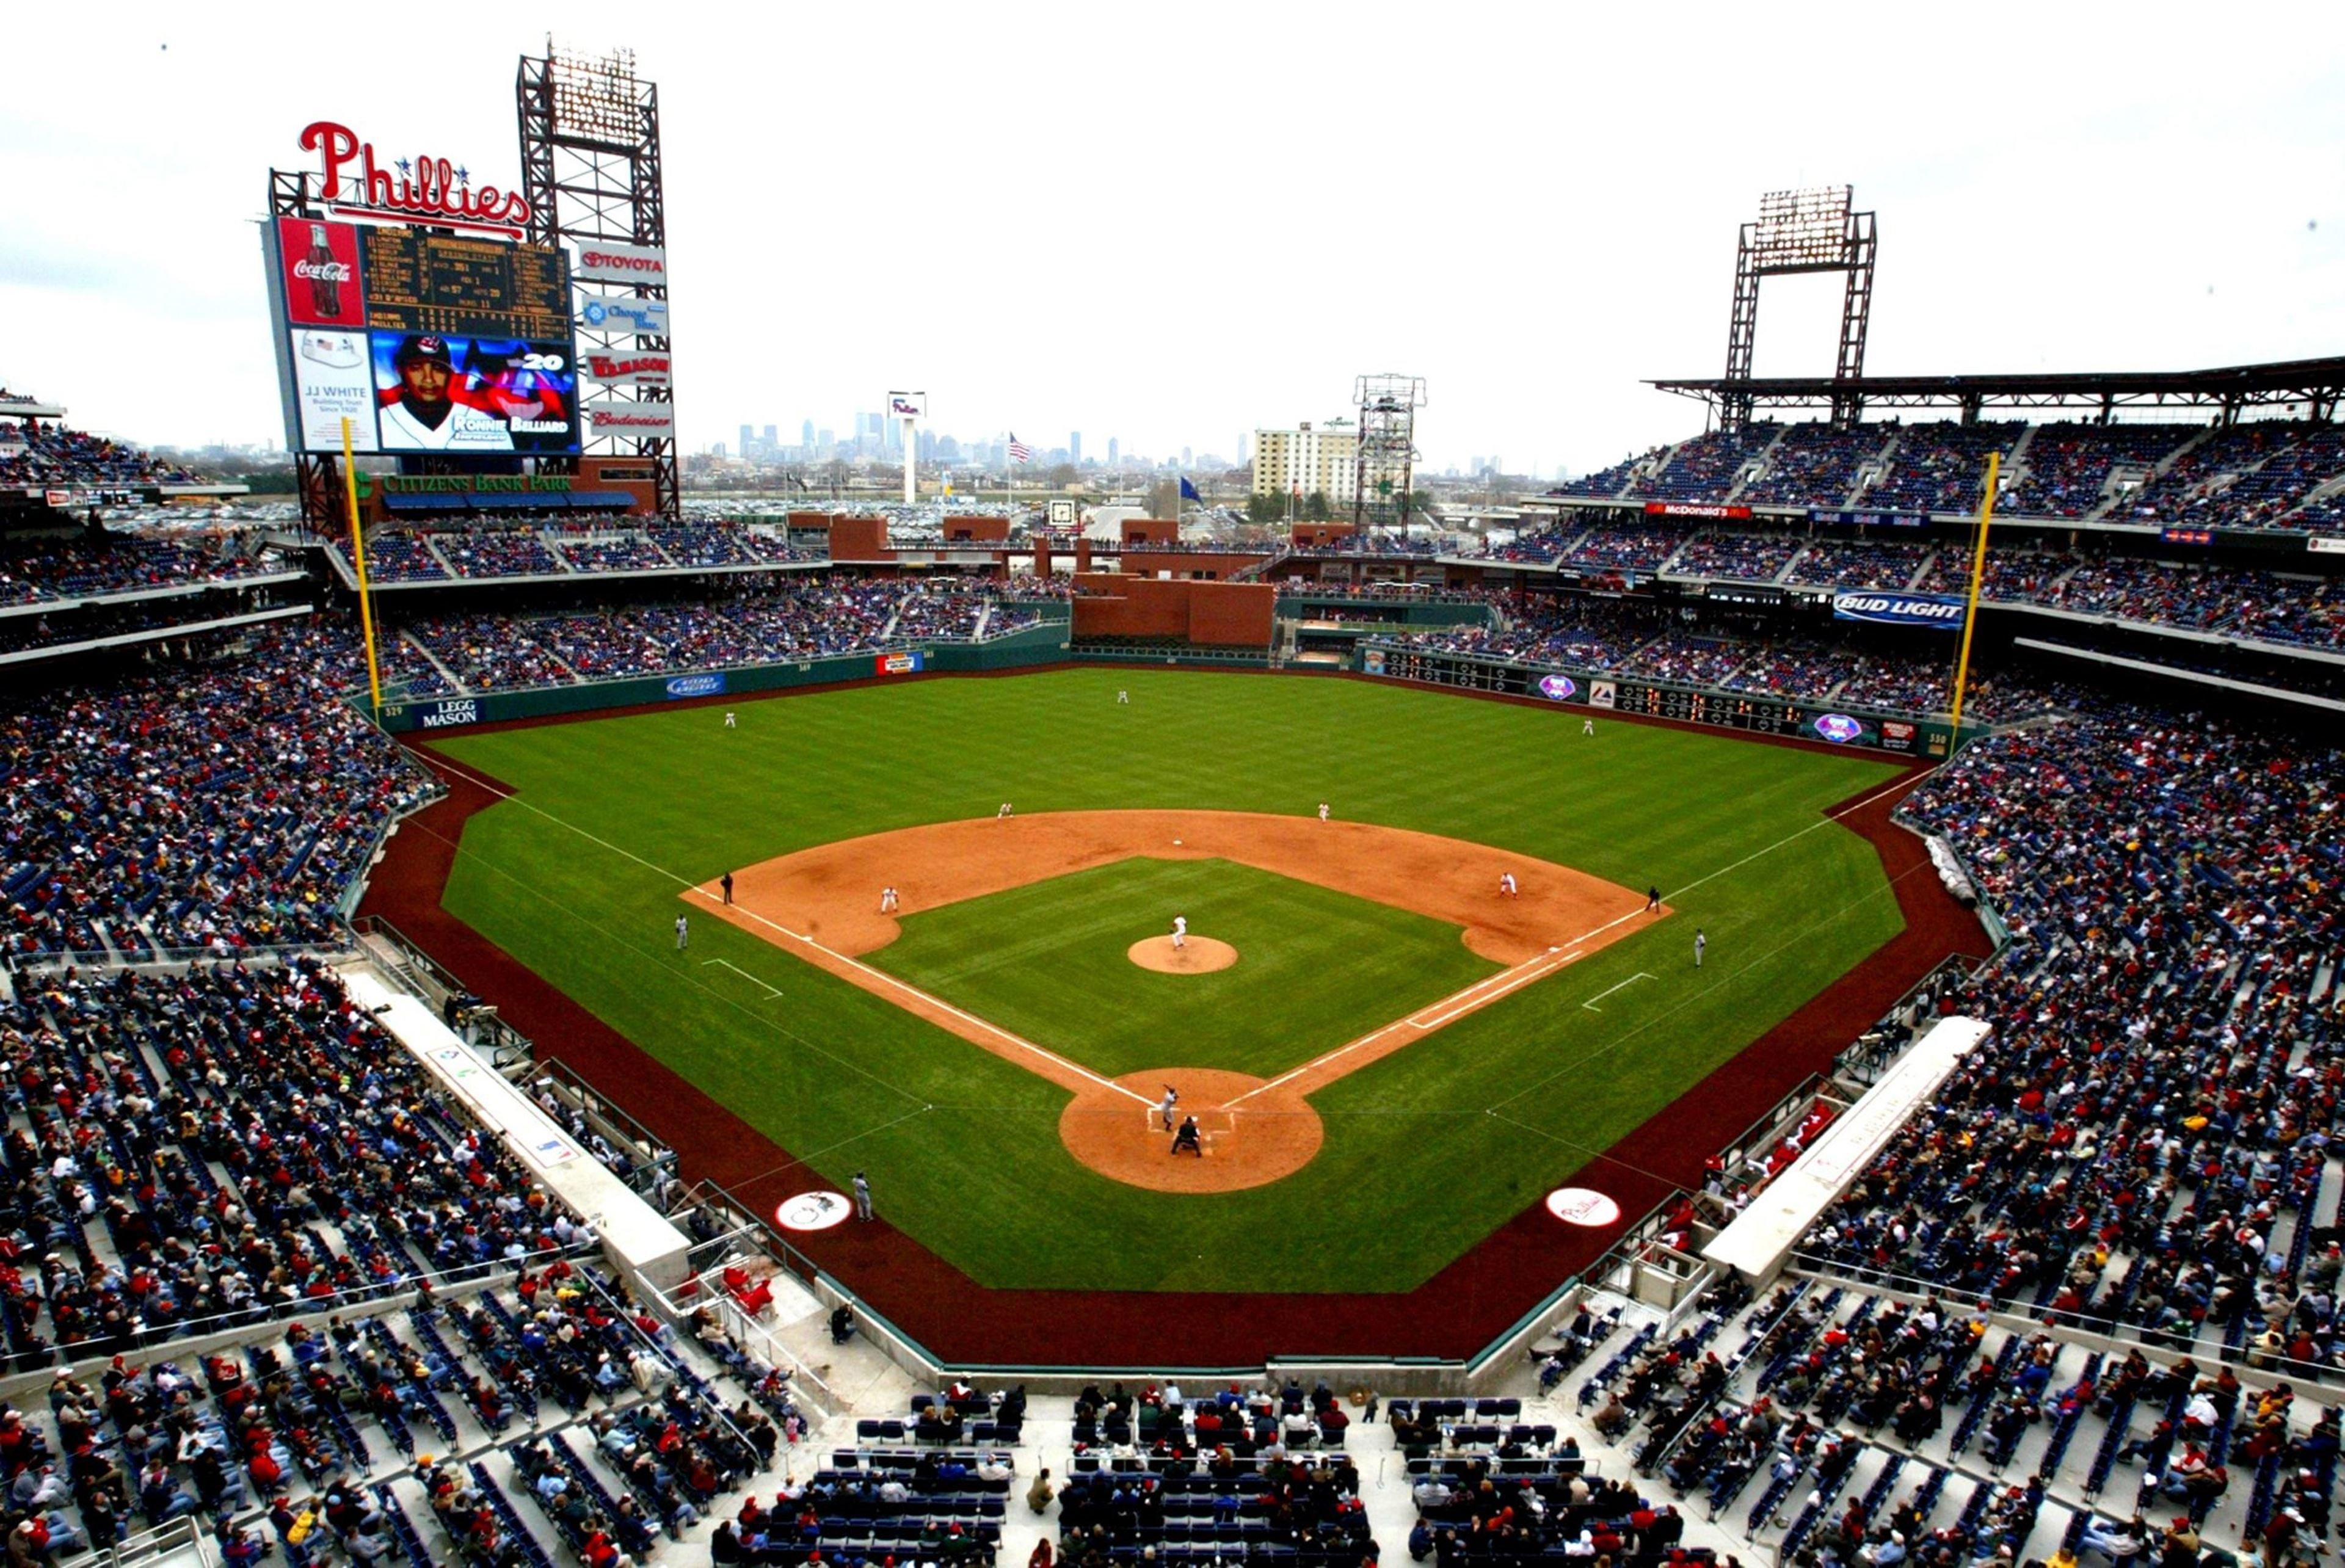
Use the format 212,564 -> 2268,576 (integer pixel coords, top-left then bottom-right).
724,711 -> 736,728
674,914 -> 689,951
1694,929 -> 1707,968
1583,717 -> 1595,736
1117,690 -> 1129,705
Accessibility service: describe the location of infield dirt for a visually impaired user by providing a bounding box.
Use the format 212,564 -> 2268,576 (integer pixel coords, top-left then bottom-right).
689,809 -> 1662,1191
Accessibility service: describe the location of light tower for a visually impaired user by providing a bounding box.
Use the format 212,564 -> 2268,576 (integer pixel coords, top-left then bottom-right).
517,45 -> 679,517
1720,186 -> 1878,429
1352,374 -> 1426,535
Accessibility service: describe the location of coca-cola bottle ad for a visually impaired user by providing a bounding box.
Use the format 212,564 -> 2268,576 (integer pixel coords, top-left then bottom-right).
278,216 -> 361,327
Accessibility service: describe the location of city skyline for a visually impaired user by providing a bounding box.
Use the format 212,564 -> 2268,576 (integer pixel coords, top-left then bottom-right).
1,4 -> 2339,476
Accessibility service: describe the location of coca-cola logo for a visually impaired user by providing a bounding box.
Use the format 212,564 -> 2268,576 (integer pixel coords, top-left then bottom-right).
292,260 -> 354,282
300,120 -> 533,238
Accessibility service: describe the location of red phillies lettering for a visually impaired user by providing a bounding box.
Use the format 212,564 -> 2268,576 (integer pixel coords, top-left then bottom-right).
300,119 -> 533,234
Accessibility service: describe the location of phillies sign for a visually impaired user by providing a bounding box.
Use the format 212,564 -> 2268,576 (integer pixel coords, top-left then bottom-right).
300,120 -> 533,239
584,352 -> 672,390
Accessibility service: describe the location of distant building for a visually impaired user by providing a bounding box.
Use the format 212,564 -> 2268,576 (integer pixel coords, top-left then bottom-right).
1070,431 -> 1082,464
1107,437 -> 1119,466
738,423 -> 754,454
801,419 -> 815,449
1251,419 -> 1358,504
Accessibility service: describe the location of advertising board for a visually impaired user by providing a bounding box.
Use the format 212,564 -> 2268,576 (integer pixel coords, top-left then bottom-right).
578,296 -> 669,337
1831,590 -> 1965,630
572,240 -> 668,284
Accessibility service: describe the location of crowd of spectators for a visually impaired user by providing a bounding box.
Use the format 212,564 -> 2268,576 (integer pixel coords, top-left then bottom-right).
1631,427 -> 1775,503
1666,532 -> 1804,582
0,534 -> 284,608
553,534 -> 671,575
1800,706 -> 2344,1382
1,625 -> 434,959
436,531 -> 565,581
1782,539 -> 1932,590
0,957 -> 586,1355
1856,424 -> 2025,517
1742,424 -> 1891,507
342,521 -> 829,587
0,421 -> 197,488
1999,423 -> 2196,520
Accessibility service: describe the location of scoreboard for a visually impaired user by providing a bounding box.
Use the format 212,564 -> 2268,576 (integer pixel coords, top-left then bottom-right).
355,229 -> 572,340
264,214 -> 580,457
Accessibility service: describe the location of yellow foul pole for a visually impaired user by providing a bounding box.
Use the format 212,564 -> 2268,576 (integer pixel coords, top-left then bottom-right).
341,417 -> 385,717
1947,449 -> 1999,733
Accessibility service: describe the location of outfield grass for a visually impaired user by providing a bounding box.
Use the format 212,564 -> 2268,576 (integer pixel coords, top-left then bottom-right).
870,858 -> 1502,1080
431,668 -> 1906,1293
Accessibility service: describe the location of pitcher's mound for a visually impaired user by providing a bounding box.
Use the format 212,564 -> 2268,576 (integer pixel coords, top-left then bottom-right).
1128,935 -> 1237,973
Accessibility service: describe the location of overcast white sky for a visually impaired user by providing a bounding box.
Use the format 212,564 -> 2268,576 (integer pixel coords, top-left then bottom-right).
3,2 -> 2341,474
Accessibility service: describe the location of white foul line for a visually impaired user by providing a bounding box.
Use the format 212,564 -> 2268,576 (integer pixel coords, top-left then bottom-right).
1581,972 -> 1654,1012
413,743 -> 1154,1108
702,959 -> 783,999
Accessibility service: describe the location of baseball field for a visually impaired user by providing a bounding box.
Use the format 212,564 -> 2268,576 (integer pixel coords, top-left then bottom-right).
420,667 -> 1908,1297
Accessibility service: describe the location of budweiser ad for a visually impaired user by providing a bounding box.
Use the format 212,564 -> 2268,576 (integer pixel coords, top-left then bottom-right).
276,216 -> 363,329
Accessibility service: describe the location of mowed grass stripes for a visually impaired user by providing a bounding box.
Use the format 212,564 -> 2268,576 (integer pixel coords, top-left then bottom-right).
431,668 -> 1906,1292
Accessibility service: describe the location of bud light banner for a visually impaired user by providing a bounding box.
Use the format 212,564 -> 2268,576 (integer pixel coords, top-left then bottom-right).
1832,590 -> 1965,630
275,216 -> 365,329
664,673 -> 725,700
1536,673 -> 1579,702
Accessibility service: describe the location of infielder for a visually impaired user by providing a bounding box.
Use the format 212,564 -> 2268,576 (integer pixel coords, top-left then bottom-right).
1171,915 -> 1188,950
1160,1084 -> 1179,1131
879,887 -> 900,913
997,802 -> 1014,819
1317,802 -> 1330,823
1499,873 -> 1519,898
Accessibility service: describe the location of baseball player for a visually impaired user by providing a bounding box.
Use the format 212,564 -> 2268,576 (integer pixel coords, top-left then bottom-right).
376,334 -> 515,452
1317,802 -> 1330,823
1694,929 -> 1707,968
853,1171 -> 873,1221
674,914 -> 689,951
1499,872 -> 1519,898
721,871 -> 735,906
724,711 -> 736,728
879,887 -> 900,913
997,802 -> 1013,819
1117,689 -> 1130,705
1171,915 -> 1188,950
1159,1084 -> 1179,1132
1646,885 -> 1662,913
1582,717 -> 1595,736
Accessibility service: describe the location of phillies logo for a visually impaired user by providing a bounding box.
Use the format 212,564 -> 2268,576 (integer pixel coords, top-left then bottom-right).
300,121 -> 533,237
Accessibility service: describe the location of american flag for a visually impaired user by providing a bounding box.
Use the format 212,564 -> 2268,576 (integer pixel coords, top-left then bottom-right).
1007,433 -> 1034,464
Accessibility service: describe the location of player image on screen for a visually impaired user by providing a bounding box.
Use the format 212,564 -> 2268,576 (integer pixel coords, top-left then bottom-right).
373,333 -> 516,452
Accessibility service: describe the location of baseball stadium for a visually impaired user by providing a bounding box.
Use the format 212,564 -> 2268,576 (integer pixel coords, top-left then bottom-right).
2,29 -> 2342,1568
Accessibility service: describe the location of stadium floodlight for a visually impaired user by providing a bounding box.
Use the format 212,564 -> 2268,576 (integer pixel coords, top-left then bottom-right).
1722,186 -> 1878,429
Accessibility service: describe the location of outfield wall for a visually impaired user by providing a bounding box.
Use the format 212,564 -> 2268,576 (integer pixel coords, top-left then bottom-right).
370,616 -> 1072,734
1354,641 -> 1985,758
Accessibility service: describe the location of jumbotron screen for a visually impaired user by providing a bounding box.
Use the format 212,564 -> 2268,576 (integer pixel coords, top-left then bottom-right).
265,215 -> 580,456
